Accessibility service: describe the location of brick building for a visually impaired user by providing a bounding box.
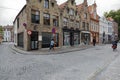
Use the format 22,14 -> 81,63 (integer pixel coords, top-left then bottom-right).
14,0 -> 99,51
14,0 -> 61,50
77,0 -> 90,45
88,1 -> 99,44
59,0 -> 81,46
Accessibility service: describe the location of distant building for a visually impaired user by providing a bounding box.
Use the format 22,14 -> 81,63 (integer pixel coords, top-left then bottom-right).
107,17 -> 114,43
99,17 -> 109,43
3,25 -> 13,42
112,21 -> 118,38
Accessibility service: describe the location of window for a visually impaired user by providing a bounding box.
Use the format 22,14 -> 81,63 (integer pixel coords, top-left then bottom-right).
43,13 -> 50,25
42,32 -> 59,48
71,0 -> 74,5
17,18 -> 19,29
75,11 -> 78,16
18,32 -> 24,48
51,2 -> 54,7
76,22 -> 79,28
44,0 -> 49,8
63,18 -> 68,27
53,15 -> 59,27
84,13 -> 87,19
69,9 -> 74,15
82,22 -> 85,30
87,23 -> 89,30
31,10 -> 40,24
39,0 -> 42,2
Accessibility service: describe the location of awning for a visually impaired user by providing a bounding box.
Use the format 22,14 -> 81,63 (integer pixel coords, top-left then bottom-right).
81,31 -> 90,33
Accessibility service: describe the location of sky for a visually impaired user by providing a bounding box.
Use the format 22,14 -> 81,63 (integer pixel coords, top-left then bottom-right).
0,0 -> 120,26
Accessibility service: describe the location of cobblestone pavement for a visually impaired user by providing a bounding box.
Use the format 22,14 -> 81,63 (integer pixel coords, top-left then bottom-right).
92,47 -> 120,80
0,42 -> 120,80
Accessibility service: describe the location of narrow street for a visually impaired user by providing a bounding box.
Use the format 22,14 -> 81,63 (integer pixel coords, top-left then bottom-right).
0,42 -> 120,80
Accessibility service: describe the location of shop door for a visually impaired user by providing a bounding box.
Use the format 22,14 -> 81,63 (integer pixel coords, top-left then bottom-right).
70,32 -> 74,46
31,31 -> 38,50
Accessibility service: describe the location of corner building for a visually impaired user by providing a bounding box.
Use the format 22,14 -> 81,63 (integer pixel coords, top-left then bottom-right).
14,0 -> 91,51
14,0 -> 61,50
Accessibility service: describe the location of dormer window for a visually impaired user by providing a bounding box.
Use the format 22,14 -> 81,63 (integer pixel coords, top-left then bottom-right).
44,0 -> 49,8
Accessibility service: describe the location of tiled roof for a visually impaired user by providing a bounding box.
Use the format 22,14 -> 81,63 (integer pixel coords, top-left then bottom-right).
3,25 -> 13,29
76,3 -> 83,11
107,17 -> 114,21
59,1 -> 67,9
88,5 -> 99,21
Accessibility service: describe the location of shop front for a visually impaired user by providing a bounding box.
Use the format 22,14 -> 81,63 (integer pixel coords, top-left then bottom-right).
81,31 -> 90,45
63,28 -> 80,46
42,32 -> 59,48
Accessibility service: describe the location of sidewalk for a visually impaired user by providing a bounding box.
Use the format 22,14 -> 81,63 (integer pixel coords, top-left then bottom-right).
10,44 -> 94,55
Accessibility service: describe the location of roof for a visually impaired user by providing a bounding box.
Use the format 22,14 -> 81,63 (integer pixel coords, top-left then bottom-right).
3,25 -> 13,29
59,1 -> 67,9
13,5 -> 26,23
76,3 -> 83,11
107,17 -> 114,21
88,5 -> 99,21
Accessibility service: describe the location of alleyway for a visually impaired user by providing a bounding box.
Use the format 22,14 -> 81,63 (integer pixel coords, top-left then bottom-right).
0,42 -> 120,80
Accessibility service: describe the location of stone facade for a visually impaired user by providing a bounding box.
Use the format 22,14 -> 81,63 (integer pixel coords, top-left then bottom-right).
14,0 -> 61,50
77,0 -> 90,45
59,0 -> 81,46
14,0 -> 102,51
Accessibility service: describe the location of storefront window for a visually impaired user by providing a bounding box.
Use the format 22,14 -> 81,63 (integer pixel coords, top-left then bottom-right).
63,32 -> 70,46
42,32 -> 59,48
18,32 -> 24,47
74,33 -> 79,45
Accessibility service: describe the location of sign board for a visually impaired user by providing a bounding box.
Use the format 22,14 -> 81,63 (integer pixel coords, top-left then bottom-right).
52,28 -> 56,34
23,23 -> 27,29
39,35 -> 42,41
27,30 -> 32,35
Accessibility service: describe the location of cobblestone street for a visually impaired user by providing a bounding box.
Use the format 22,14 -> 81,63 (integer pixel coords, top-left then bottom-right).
0,43 -> 120,80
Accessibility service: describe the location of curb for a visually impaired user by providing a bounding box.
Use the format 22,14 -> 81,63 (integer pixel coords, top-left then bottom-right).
10,45 -> 94,55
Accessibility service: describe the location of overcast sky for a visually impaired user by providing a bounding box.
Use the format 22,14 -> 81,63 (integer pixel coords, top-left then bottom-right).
0,0 -> 120,26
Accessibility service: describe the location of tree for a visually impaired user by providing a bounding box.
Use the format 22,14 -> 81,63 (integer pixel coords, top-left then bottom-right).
104,9 -> 120,39
0,26 -> 3,37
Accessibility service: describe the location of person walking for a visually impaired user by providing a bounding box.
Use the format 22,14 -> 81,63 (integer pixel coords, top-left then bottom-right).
49,39 -> 55,50
93,38 -> 96,46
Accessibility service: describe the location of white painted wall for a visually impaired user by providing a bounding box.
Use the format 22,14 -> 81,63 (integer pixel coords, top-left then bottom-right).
99,17 -> 109,43
13,19 -> 18,46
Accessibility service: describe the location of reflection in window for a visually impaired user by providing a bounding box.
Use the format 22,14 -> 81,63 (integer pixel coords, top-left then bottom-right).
63,18 -> 68,27
43,13 -> 50,25
44,0 -> 49,8
31,10 -> 40,24
53,16 -> 59,27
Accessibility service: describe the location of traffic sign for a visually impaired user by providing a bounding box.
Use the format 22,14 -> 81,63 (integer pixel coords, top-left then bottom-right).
27,30 -> 32,35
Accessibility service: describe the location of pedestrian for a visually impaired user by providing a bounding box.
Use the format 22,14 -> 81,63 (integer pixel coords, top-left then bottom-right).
93,38 -> 96,46
49,39 -> 55,50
